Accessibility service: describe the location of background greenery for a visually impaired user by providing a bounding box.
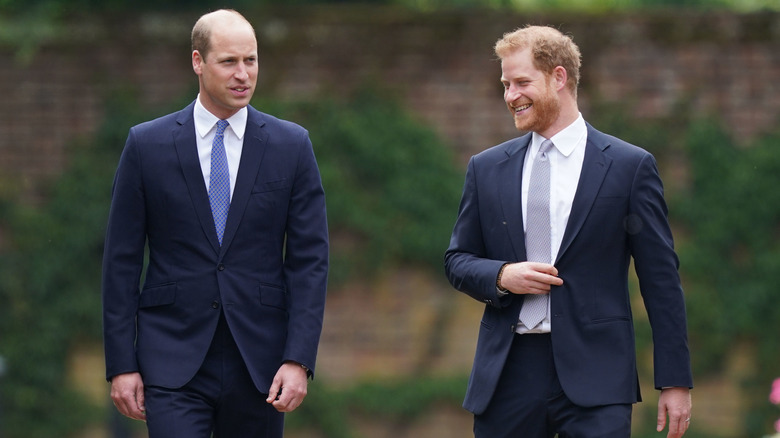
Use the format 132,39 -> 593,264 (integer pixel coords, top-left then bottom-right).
1,1 -> 779,437
1,0 -> 778,13
256,89 -> 465,285
2,87 -> 779,438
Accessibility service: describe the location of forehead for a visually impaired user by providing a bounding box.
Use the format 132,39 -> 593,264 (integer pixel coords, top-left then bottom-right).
209,21 -> 257,54
500,48 -> 541,80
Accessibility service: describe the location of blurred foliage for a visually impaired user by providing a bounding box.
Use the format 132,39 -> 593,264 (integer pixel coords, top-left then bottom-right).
255,89 -> 464,285
0,89 -> 150,437
0,0 -> 777,14
404,0 -> 779,12
671,119 -> 780,437
0,20 -> 779,433
287,375 -> 468,437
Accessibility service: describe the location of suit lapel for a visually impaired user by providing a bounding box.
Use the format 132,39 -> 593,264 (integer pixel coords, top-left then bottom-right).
556,124 -> 612,263
498,135 -> 532,261
219,109 -> 268,254
173,103 -> 222,254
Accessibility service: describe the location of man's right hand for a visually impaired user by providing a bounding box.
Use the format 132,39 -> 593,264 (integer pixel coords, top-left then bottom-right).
110,372 -> 147,421
499,261 -> 563,295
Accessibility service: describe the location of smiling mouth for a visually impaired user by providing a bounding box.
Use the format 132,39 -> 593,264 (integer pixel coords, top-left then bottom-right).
512,103 -> 531,113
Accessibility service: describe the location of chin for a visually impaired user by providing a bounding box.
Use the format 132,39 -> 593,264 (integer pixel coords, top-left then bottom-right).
513,118 -> 533,132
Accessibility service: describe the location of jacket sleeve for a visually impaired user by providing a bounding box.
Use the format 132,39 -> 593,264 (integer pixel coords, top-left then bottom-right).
281,129 -> 329,376
629,153 -> 693,389
102,128 -> 147,381
444,156 -> 509,308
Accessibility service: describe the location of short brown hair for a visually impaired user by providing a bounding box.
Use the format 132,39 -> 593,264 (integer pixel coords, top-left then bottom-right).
494,25 -> 581,97
191,9 -> 254,61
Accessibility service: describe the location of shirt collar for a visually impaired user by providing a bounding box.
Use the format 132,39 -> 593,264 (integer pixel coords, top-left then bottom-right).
194,94 -> 248,139
531,113 -> 586,157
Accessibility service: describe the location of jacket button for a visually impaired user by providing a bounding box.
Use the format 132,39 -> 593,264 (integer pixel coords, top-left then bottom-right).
217,264 -> 225,271
211,301 -> 220,309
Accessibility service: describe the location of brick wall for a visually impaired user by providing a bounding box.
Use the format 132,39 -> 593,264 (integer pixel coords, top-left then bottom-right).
4,8 -> 779,199
4,7 -> 779,437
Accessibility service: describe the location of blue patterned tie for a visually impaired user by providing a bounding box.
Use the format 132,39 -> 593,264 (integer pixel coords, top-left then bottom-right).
209,120 -> 231,246
519,139 -> 554,329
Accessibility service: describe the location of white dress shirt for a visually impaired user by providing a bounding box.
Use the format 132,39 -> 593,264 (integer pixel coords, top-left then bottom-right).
516,113 -> 587,334
193,96 -> 248,200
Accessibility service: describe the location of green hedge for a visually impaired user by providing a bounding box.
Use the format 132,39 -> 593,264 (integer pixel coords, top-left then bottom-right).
287,375 -> 468,437
0,91 -> 148,437
672,119 -> 780,436
256,88 -> 464,285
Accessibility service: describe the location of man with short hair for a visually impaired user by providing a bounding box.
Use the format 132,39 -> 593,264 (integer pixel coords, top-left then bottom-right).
103,9 -> 329,438
445,25 -> 692,438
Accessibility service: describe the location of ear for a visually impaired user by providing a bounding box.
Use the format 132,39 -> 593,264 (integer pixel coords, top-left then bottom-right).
552,66 -> 568,92
192,50 -> 203,75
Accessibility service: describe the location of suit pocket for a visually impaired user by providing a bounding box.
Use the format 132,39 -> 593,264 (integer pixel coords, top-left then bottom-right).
480,319 -> 495,331
251,178 -> 290,194
259,283 -> 288,310
139,282 -> 176,308
591,315 -> 630,324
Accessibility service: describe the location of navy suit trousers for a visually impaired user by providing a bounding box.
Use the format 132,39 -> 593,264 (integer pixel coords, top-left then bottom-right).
144,312 -> 284,438
474,334 -> 632,438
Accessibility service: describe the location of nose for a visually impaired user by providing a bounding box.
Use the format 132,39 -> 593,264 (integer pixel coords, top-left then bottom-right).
234,63 -> 249,81
504,84 -> 520,103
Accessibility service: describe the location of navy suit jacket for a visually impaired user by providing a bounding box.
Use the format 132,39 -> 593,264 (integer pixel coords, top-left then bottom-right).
444,123 -> 692,415
102,102 -> 329,393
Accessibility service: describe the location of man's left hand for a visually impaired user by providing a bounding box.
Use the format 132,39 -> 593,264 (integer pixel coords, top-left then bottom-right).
657,387 -> 692,438
266,361 -> 309,412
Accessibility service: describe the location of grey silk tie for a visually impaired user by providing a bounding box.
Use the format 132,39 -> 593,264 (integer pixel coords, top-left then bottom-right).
519,139 -> 554,330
